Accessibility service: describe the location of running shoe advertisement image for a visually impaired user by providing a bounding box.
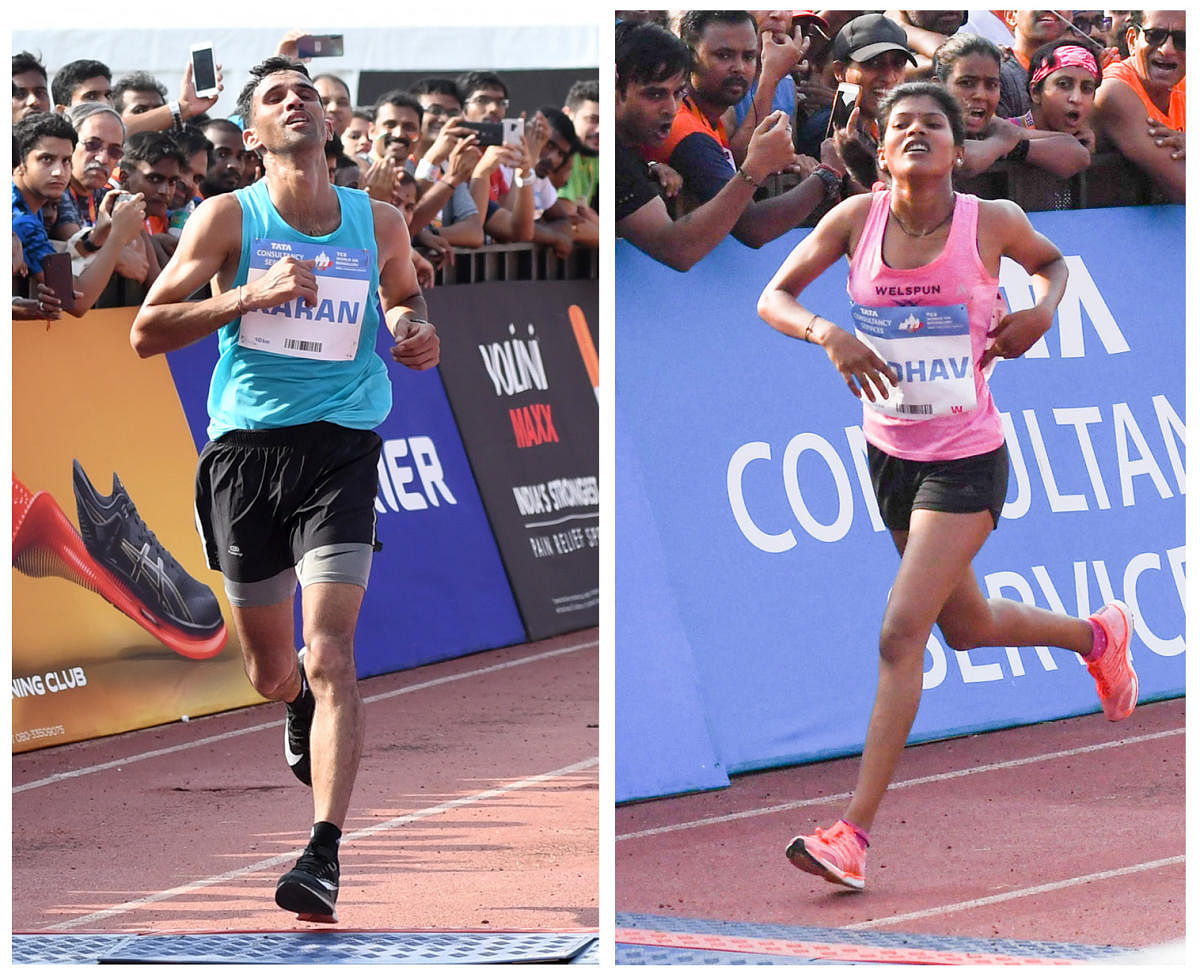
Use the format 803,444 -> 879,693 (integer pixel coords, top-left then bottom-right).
12,309 -> 261,753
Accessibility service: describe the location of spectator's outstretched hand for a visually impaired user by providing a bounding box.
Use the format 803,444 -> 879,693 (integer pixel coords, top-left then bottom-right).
474,142 -> 523,178
275,30 -> 308,60
411,250 -> 435,289
363,158 -> 399,203
425,115 -> 471,166
179,60 -> 224,119
446,133 -> 482,185
110,192 -> 148,246
761,26 -> 808,80
12,281 -> 65,321
743,110 -> 795,182
650,161 -> 683,197
1147,118 -> 1185,160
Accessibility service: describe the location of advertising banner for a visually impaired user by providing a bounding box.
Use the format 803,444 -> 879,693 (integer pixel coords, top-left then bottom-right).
616,206 -> 1185,802
432,281 -> 600,640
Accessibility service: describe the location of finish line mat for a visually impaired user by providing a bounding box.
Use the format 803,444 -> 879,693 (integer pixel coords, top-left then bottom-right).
13,930 -> 598,965
616,913 -> 1130,965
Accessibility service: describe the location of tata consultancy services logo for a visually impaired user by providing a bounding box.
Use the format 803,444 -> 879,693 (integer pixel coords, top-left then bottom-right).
314,250 -> 333,271
898,312 -> 924,333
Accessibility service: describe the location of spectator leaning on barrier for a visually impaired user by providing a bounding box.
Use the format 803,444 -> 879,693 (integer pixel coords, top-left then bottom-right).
644,10 -> 837,249
532,105 -> 596,250
12,111 -> 146,317
458,69 -> 513,202
119,129 -> 186,267
723,10 -> 808,166
615,18 -> 795,270
560,79 -> 599,209
409,77 -> 465,170
13,51 -> 52,123
1018,38 -> 1104,152
933,33 -> 1091,180
1092,9 -> 1186,202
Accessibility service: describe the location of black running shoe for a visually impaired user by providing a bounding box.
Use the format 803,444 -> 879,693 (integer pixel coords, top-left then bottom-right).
275,843 -> 340,922
285,649 -> 315,786
71,459 -> 224,641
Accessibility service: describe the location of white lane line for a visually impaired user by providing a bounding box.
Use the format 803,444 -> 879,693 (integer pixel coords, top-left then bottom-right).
617,727 -> 1183,841
15,640 -> 596,794
44,756 -> 599,932
843,855 -> 1186,930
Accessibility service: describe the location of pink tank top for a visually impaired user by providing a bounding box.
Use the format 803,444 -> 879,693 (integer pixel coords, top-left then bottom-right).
846,190 -> 1005,461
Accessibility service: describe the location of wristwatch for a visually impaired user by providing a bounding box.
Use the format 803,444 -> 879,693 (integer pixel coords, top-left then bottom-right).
513,170 -> 533,188
813,164 -> 844,201
79,229 -> 101,254
170,100 -> 184,131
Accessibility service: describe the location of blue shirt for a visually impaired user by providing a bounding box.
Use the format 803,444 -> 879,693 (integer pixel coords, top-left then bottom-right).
206,182 -> 392,438
12,182 -> 56,275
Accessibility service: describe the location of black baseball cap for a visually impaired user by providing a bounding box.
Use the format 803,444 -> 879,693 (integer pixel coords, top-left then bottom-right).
830,13 -> 918,65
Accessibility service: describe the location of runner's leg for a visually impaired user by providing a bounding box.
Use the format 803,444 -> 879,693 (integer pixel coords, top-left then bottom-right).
300,580 -> 366,828
230,598 -> 302,703
842,508 -> 993,833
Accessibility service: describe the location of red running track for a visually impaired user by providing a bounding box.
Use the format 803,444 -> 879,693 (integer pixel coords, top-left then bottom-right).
12,629 -> 598,934
617,697 -> 1183,949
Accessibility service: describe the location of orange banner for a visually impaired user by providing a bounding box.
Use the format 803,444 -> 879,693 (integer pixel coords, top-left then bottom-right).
12,309 -> 260,753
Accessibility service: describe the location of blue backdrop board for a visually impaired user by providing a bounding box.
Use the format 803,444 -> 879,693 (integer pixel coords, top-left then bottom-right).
615,205 -> 1185,803
167,316 -> 526,680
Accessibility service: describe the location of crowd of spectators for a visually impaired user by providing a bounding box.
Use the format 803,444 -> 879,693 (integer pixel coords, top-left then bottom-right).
616,10 -> 1185,271
14,34 -> 599,321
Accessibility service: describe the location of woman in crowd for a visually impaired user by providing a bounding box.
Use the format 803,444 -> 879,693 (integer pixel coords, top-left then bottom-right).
933,33 -> 1091,179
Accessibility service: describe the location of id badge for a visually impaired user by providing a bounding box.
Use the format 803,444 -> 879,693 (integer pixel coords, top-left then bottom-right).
850,302 -> 976,418
238,239 -> 371,361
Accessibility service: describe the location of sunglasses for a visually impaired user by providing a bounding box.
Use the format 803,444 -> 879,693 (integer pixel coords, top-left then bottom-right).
80,137 -> 124,160
1072,15 -> 1111,33
1134,25 -> 1186,51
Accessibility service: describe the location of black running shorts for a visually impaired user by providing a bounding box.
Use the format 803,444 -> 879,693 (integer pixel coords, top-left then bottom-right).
867,443 -> 1009,532
195,421 -> 382,584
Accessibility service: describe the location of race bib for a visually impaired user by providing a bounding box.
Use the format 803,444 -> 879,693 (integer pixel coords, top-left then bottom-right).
850,302 -> 976,419
238,239 -> 371,361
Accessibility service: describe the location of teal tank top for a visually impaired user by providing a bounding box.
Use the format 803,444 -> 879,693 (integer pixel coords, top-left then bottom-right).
206,181 -> 391,439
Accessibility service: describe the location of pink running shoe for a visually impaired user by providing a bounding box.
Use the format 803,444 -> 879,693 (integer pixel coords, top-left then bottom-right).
1086,600 -> 1138,721
785,820 -> 866,890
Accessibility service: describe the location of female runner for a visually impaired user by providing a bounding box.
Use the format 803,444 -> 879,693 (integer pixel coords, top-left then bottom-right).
757,82 -> 1137,891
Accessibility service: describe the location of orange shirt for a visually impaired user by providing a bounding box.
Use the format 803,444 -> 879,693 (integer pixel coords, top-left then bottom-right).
1103,56 -> 1186,131
643,94 -> 731,166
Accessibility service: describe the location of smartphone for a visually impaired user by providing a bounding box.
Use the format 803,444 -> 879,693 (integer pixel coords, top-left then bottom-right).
461,121 -> 503,148
190,42 -> 218,99
297,34 -> 344,59
825,82 -> 861,139
502,119 -> 523,145
41,252 -> 74,314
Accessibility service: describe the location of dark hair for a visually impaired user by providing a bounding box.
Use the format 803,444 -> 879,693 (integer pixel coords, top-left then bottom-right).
409,76 -> 461,102
932,33 -> 1002,83
678,10 -> 756,53
202,117 -> 243,139
397,169 -> 417,189
374,88 -> 423,123
876,81 -> 965,146
456,70 -> 508,102
615,20 -> 691,92
121,129 -> 188,169
350,108 -> 373,124
12,50 -> 48,83
14,111 -> 77,159
1026,37 -> 1104,96
51,58 -> 111,108
171,122 -> 213,160
538,105 -> 582,155
312,72 -> 351,99
111,70 -> 167,112
565,79 -> 599,110
235,56 -> 311,123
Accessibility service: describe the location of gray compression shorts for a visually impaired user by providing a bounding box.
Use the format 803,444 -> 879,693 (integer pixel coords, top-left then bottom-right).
223,542 -> 375,607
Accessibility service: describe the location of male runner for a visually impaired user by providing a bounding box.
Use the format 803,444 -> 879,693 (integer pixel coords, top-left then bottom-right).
130,57 -> 438,921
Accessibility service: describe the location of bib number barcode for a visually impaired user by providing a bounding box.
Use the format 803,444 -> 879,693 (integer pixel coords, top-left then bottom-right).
894,403 -> 933,415
284,338 -> 323,353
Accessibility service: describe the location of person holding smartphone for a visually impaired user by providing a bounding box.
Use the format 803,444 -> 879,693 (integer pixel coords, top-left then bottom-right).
130,56 -> 438,923
757,81 -> 1137,891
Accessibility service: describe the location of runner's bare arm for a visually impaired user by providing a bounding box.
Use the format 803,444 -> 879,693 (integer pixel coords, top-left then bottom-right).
130,195 -> 319,358
980,198 -> 1068,367
758,195 -> 897,402
373,200 -> 439,370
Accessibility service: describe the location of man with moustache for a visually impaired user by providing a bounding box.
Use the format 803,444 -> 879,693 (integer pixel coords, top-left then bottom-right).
12,111 -> 145,316
60,102 -> 161,300
645,10 -> 842,247
615,18 -> 795,269
1092,9 -> 1186,202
